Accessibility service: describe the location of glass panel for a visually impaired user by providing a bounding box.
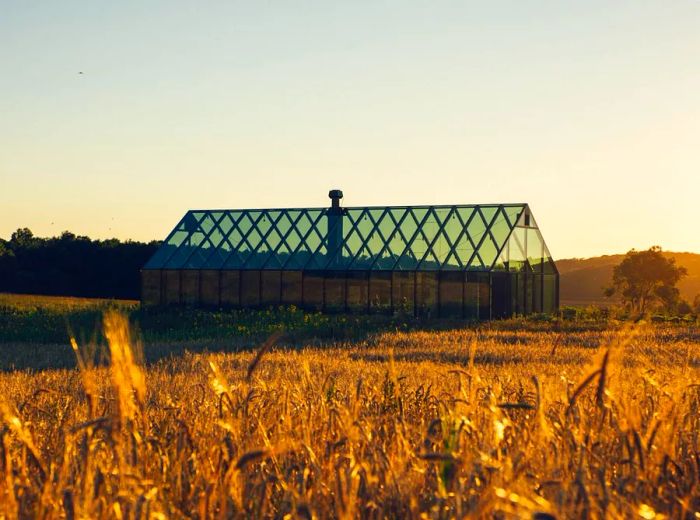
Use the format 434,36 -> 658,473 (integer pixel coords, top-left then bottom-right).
200,270 -> 220,306
417,208 -> 441,269
392,272 -> 414,314
141,270 -> 161,305
504,206 -> 524,227
281,271 -> 302,304
441,209 -> 464,270
477,273 -> 490,320
223,213 -> 257,268
163,270 -> 180,305
346,272 -> 368,312
207,226 -> 224,248
190,211 -> 206,222
284,210 -> 323,270
218,213 -> 237,236
245,211 -> 276,269
164,228 -> 207,268
222,243 -> 247,269
303,231 -> 328,270
474,207 -> 500,269
369,272 -> 391,313
245,226 -> 264,255
488,208 -> 512,249
302,272 -> 323,310
456,207 -> 477,227
479,206 -> 498,227
510,272 -> 523,315
543,274 -> 557,313
394,209 -> 421,270
197,220 -> 226,268
273,212 -> 293,246
466,211 -> 487,257
542,256 -> 557,274
490,272 -> 510,318
143,240 -> 180,268
220,271 -> 240,306
349,210 -> 378,270
240,270 -> 260,306
377,209 -> 395,243
235,211 -> 255,237
183,237 -> 214,268
279,213 -> 305,268
181,270 -> 199,304
161,231 -> 189,249
429,208 -> 453,267
526,227 -> 545,274
144,212 -> 193,269
265,211 -> 297,269
198,213 -> 217,235
299,210 -> 327,270
202,237 -> 231,269
468,253 -> 486,270
365,214 -> 388,268
210,210 -> 224,224
265,212 -> 285,248
367,209 -> 396,270
324,273 -> 346,311
342,209 -> 367,268
477,233 -> 499,269
283,225 -> 303,254
439,271 -> 463,317
416,272 -> 438,317
533,273 -> 543,313
508,228 -> 527,272
493,247 -> 509,271
524,272 -> 534,314
261,270 -> 281,305
464,275 -> 479,319
451,208 -> 475,270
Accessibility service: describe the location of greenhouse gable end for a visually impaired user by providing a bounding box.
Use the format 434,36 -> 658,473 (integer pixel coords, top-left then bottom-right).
141,191 -> 558,318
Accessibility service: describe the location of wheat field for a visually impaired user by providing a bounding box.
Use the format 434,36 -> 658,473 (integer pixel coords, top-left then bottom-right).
1,312 -> 699,518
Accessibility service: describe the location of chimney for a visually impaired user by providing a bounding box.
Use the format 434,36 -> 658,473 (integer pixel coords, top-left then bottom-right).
327,189 -> 344,268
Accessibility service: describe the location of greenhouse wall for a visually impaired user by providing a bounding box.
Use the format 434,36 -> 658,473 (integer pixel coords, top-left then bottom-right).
141,268 -> 558,318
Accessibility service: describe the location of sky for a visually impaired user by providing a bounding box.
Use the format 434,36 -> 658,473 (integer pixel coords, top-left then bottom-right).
1,1 -> 698,259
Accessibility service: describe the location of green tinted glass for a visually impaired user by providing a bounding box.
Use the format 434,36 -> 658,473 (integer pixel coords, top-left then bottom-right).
143,203 -> 554,274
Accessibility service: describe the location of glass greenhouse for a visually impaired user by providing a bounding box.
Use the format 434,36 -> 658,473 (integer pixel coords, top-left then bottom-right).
141,191 -> 558,318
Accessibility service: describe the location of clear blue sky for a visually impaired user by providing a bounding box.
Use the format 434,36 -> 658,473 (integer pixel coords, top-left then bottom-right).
1,1 -> 698,258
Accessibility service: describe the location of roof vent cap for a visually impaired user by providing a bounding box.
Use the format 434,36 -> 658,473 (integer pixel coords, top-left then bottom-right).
329,189 -> 343,210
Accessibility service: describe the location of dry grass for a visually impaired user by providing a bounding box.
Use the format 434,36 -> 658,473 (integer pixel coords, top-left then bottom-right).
1,313 -> 699,518
0,292 -> 138,311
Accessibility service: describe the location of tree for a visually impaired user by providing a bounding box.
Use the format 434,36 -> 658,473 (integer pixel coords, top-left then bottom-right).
0,241 -> 17,288
1,227 -> 160,299
693,295 -> 700,315
604,246 -> 687,315
10,228 -> 36,247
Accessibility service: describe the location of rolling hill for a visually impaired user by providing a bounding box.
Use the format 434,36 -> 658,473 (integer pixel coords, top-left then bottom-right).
557,252 -> 700,307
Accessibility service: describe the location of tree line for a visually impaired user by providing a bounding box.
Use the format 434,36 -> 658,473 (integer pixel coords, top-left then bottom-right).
0,228 -> 160,300
1,230 -> 698,315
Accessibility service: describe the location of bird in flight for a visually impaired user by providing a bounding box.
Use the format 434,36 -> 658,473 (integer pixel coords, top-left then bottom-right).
78,71 -> 84,75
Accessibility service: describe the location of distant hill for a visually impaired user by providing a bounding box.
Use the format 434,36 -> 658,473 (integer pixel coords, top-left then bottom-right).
557,252 -> 700,306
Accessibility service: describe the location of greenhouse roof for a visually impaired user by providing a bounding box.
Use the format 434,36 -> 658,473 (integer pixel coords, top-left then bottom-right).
144,203 -> 556,272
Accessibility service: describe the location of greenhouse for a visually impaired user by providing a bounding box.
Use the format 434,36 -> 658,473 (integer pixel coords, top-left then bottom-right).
141,190 -> 558,318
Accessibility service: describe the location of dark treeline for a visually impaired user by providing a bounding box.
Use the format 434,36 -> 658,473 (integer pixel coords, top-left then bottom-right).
0,228 -> 160,299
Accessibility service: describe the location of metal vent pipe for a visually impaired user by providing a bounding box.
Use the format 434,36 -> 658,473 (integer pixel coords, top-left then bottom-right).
327,189 -> 344,268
